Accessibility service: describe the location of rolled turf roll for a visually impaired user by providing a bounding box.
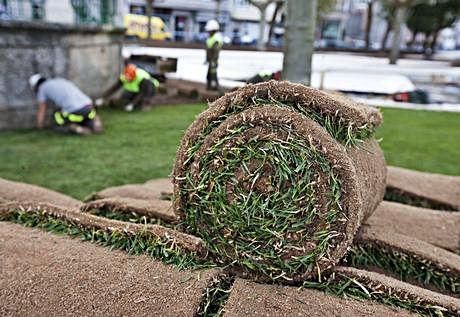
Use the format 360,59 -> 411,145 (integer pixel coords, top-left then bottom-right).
172,81 -> 386,282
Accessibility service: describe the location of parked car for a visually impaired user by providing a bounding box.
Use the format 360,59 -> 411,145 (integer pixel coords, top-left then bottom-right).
231,28 -> 242,45
240,33 -> 257,46
317,39 -> 348,49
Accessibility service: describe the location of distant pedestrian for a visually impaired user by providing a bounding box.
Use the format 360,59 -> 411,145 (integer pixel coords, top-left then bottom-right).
96,63 -> 159,112
204,19 -> 223,91
29,74 -> 103,135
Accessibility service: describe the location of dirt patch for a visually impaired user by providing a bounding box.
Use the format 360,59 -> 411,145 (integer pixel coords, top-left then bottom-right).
0,177 -> 81,209
334,266 -> 460,315
223,278 -> 413,316
386,166 -> 460,210
0,221 -> 218,317
365,201 -> 460,252
166,79 -> 224,102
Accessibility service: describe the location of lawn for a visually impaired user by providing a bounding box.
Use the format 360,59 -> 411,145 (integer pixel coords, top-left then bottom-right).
0,105 -> 458,200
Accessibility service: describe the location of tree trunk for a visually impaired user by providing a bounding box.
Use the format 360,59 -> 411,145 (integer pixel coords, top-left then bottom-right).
389,6 -> 405,65
283,0 -> 317,85
381,21 -> 391,50
408,30 -> 418,48
365,1 -> 374,49
430,29 -> 440,52
423,33 -> 431,49
215,0 -> 221,19
146,0 -> 153,41
268,1 -> 283,46
257,5 -> 268,50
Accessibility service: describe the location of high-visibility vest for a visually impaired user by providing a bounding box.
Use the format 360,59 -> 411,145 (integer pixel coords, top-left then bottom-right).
120,68 -> 159,93
258,71 -> 272,79
206,33 -> 223,49
54,108 -> 96,125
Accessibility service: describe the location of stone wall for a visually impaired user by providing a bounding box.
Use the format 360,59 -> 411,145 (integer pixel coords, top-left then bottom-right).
0,21 -> 124,130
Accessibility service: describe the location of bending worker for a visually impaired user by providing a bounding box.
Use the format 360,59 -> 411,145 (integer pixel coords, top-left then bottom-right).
29,74 -> 103,135
204,19 -> 223,91
96,63 -> 159,112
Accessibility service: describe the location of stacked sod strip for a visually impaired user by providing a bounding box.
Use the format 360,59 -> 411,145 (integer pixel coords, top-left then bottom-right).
82,178 -> 177,223
385,166 -> 460,211
348,226 -> 460,296
329,267 -> 460,316
0,202 -> 207,269
365,201 -> 460,253
172,81 -> 386,283
0,177 -> 81,209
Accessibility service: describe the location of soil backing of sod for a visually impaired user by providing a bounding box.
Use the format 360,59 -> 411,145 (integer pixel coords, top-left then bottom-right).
83,178 -> 176,222
0,222 -> 219,317
2,177 -> 460,316
82,196 -> 177,223
386,166 -> 460,211
224,278 -> 413,317
332,266 -> 460,316
86,178 -> 173,202
365,201 -> 460,252
172,81 -> 386,283
0,202 -> 204,255
349,225 -> 460,296
0,177 -> 81,209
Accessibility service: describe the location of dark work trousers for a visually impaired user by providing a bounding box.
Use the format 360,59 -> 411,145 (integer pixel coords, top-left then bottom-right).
121,79 -> 155,110
53,105 -> 96,129
207,61 -> 219,90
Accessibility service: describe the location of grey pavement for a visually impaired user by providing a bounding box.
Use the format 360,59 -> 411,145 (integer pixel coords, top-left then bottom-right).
124,46 -> 460,112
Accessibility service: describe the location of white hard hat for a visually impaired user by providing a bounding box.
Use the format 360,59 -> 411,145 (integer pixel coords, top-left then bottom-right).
29,73 -> 43,90
205,19 -> 220,32
121,49 -> 131,60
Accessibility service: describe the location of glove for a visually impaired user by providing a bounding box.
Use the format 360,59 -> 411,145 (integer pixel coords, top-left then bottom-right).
95,98 -> 104,107
124,103 -> 134,112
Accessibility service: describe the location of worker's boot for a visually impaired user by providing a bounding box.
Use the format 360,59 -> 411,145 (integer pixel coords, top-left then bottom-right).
69,123 -> 92,136
92,116 -> 104,134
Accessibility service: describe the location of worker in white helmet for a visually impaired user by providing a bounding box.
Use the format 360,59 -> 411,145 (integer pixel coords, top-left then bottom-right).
29,74 -> 103,135
204,19 -> 223,91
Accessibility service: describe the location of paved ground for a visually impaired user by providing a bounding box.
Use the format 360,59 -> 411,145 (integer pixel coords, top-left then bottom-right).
125,46 -> 460,111
124,46 -> 460,85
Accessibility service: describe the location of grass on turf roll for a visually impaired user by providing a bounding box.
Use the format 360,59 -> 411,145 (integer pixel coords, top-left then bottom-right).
172,81 -> 386,282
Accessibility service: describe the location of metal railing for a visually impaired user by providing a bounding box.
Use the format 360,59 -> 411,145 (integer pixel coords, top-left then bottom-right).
0,0 -> 119,25
0,0 -> 45,21
70,0 -> 118,25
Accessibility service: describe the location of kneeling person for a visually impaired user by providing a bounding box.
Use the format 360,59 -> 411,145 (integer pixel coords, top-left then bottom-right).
97,63 -> 159,112
29,74 -> 103,135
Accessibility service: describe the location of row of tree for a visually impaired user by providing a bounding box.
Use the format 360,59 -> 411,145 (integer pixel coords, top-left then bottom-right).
367,0 -> 460,63
281,0 -> 459,84
247,0 -> 336,51
248,0 -> 459,62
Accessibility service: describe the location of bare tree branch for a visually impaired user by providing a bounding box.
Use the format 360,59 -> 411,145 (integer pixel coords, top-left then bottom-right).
248,0 -> 276,50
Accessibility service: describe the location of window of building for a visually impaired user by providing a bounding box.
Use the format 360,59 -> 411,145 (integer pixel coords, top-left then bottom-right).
130,4 -> 145,15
